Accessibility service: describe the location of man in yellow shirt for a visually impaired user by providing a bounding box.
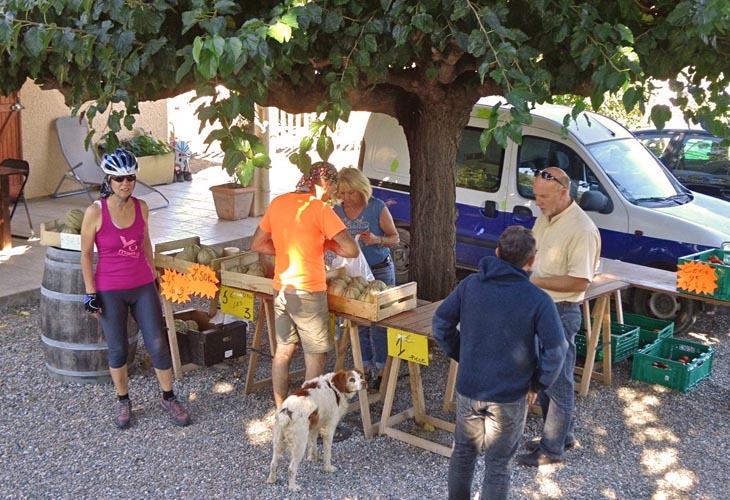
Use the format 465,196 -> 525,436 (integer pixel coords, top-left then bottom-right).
517,167 -> 601,467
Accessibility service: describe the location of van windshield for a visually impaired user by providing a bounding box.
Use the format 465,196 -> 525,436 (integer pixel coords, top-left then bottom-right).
589,139 -> 691,205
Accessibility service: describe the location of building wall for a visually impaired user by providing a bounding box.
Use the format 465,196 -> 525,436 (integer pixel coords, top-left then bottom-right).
19,79 -> 168,199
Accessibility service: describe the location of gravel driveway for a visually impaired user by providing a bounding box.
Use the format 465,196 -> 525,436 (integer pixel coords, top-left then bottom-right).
1,299 -> 728,500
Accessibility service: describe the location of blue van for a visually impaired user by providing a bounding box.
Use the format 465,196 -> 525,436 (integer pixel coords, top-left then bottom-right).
360,99 -> 730,332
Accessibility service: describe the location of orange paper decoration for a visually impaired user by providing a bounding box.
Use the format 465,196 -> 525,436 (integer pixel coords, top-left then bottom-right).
159,265 -> 219,303
676,260 -> 719,295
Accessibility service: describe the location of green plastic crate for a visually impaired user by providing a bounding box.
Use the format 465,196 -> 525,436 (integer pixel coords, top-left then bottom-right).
677,249 -> 730,302
631,338 -> 715,393
576,322 -> 640,364
618,313 -> 675,348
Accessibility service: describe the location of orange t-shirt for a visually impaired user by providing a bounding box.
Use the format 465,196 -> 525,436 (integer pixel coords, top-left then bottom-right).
259,192 -> 346,292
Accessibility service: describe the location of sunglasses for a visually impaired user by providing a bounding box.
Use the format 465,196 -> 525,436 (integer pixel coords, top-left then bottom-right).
110,175 -> 137,183
536,170 -> 568,189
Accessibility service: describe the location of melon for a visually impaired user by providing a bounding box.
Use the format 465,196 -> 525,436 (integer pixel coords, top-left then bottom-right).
196,246 -> 217,265
351,276 -> 369,289
328,282 -> 346,296
174,319 -> 189,334
185,319 -> 200,332
209,245 -> 224,258
178,244 -> 200,262
60,226 -> 80,234
64,208 -> 85,231
342,286 -> 361,299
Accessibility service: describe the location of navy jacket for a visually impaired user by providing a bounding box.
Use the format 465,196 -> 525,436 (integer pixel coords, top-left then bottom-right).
432,256 -> 567,403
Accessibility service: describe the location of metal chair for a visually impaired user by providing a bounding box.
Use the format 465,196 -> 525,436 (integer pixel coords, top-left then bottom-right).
0,158 -> 35,238
54,116 -> 170,209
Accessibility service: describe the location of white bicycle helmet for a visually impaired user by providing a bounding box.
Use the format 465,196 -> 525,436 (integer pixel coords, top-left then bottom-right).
101,148 -> 139,175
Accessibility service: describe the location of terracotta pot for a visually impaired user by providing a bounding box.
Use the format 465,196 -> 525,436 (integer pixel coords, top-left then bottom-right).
209,183 -> 255,220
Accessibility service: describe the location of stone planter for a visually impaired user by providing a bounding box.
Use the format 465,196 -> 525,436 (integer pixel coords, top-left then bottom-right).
137,152 -> 175,185
210,183 -> 255,220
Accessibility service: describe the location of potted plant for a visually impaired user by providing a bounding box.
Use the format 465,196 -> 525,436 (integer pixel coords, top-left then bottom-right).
209,120 -> 271,221
101,131 -> 175,185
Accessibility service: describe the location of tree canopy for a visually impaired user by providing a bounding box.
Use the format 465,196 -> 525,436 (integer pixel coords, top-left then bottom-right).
1,0 -> 728,300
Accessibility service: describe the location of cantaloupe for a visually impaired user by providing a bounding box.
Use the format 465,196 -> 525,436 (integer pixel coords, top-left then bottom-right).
196,246 -> 217,265
64,208 -> 85,231
185,320 -> 200,332
174,319 -> 189,333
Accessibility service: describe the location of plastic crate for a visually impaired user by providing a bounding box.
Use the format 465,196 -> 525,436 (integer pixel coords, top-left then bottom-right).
617,313 -> 675,348
576,323 -> 640,363
631,338 -> 714,393
676,249 -> 730,302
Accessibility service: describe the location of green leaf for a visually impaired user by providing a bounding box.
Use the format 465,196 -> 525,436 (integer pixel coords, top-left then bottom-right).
411,13 -> 434,33
650,104 -> 672,130
268,21 -> 292,43
316,134 -> 334,161
389,159 -> 399,173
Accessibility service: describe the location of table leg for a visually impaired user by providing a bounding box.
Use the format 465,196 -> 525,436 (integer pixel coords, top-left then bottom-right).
600,296 -> 613,386
334,318 -> 350,371
0,177 -> 11,250
345,321 -> 377,439
244,301 -> 266,394
162,298 -> 184,381
443,359 -> 458,412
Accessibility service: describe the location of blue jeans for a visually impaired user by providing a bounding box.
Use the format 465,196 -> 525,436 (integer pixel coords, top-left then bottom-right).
448,393 -> 527,500
537,302 -> 582,457
359,262 -> 395,371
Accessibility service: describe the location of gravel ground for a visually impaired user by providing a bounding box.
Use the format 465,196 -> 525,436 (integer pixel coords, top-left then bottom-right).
0,298 -> 728,500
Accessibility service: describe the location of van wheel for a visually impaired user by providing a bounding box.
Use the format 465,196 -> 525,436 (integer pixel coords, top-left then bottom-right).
630,288 -> 697,334
390,228 -> 410,285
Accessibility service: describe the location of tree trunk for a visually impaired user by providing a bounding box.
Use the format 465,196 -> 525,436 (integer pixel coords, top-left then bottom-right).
399,101 -> 472,302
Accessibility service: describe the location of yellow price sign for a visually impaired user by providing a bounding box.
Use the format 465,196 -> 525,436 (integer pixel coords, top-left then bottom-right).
387,328 -> 429,366
219,285 -> 255,320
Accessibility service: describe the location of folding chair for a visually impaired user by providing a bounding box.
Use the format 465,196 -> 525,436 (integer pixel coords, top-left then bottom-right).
0,158 -> 35,238
54,116 -> 170,209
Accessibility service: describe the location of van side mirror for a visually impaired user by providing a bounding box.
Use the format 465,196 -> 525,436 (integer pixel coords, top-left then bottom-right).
579,190 -> 613,214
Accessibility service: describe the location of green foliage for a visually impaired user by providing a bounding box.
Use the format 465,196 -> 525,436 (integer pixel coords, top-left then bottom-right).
1,0 -> 729,295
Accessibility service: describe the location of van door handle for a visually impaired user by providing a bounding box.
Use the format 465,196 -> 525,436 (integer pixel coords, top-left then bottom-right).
481,200 -> 497,218
512,205 -> 533,221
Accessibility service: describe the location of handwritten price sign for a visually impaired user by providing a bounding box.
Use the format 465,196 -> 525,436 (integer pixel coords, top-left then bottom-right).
387,328 -> 429,366
219,286 -> 254,320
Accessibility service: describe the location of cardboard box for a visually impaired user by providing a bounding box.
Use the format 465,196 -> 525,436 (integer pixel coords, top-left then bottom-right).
173,309 -> 247,366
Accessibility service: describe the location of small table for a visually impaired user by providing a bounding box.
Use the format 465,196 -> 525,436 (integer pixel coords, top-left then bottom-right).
377,274 -> 631,458
0,164 -> 25,250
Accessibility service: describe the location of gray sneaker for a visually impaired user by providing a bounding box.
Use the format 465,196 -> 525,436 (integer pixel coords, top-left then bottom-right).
114,400 -> 132,429
159,396 -> 191,426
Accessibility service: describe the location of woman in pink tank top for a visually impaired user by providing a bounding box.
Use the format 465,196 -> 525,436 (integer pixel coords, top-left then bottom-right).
80,148 -> 190,430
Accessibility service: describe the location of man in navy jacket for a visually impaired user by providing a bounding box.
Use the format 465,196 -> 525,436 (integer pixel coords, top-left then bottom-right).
433,225 -> 567,500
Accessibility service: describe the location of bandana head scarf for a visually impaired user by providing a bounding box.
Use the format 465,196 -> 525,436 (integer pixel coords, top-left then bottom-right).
295,161 -> 338,191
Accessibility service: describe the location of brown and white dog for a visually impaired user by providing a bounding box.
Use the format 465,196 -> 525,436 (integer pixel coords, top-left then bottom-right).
266,369 -> 367,492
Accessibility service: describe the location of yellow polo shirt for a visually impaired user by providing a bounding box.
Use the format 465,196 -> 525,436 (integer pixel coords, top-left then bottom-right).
532,201 -> 601,303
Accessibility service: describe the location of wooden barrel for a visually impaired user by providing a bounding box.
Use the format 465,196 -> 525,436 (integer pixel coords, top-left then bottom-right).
40,247 -> 139,384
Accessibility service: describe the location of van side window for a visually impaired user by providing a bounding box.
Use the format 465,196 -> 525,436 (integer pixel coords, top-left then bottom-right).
516,136 -> 602,203
454,127 -> 505,192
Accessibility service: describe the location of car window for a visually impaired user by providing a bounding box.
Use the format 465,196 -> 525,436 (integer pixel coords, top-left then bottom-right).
454,127 -> 505,192
516,136 -> 603,204
638,133 -> 673,158
680,136 -> 730,174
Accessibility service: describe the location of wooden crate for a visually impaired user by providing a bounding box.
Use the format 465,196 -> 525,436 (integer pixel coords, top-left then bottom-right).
219,251 -> 274,296
154,236 -> 201,273
40,219 -> 83,251
327,281 -> 418,321
154,237 -> 228,274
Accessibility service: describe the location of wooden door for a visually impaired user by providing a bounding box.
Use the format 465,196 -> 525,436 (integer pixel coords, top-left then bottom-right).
0,92 -> 24,198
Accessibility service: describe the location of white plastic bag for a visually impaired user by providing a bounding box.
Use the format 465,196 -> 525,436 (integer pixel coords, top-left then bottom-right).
331,250 -> 374,281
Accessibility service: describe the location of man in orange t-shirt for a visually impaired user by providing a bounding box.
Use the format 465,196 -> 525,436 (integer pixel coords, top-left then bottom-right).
251,162 -> 359,409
